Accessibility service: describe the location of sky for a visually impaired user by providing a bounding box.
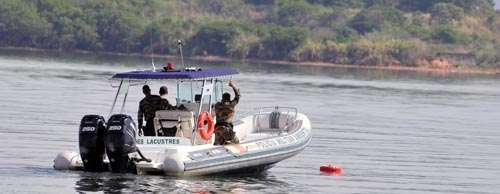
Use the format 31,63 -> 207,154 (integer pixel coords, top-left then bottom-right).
495,0 -> 500,9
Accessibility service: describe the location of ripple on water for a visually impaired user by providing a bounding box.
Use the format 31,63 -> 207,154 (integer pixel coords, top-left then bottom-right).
1,54 -> 500,193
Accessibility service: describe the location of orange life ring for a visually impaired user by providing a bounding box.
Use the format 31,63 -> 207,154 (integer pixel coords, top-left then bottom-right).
197,112 -> 215,140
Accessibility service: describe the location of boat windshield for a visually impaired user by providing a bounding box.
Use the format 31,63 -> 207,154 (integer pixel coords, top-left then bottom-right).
176,80 -> 223,105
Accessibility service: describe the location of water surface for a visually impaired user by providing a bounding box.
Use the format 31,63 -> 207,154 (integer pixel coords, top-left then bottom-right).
0,50 -> 499,193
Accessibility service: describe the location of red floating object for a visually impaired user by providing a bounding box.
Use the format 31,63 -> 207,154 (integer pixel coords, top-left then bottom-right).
320,164 -> 342,175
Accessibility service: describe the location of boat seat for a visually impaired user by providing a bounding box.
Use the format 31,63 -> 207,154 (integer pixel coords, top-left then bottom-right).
154,110 -> 194,138
178,102 -> 217,125
178,102 -> 213,118
254,112 -> 295,132
180,103 -> 198,112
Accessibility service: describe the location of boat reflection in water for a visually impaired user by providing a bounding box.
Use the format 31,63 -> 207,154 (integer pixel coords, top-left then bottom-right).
75,171 -> 290,193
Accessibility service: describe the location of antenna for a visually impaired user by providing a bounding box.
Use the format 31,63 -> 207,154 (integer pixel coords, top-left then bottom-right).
177,40 -> 185,68
150,20 -> 156,71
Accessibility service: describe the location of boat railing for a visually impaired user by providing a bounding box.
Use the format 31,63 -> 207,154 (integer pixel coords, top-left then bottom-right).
253,106 -> 298,133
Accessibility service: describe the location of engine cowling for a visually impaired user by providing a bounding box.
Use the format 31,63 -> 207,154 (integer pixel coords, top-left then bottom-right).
105,114 -> 137,173
78,115 -> 106,172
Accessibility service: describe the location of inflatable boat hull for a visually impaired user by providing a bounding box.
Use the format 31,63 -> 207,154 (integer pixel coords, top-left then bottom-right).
54,113 -> 311,176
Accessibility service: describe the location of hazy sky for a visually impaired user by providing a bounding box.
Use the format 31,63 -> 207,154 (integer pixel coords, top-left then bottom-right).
495,0 -> 500,9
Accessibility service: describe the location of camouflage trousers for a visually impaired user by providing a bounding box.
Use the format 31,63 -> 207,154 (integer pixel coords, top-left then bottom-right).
214,122 -> 239,145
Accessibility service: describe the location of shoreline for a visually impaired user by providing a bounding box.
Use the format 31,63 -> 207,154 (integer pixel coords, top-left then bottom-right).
1,46 -> 498,75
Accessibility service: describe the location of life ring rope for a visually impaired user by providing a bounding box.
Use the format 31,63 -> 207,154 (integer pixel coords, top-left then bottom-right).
197,112 -> 215,140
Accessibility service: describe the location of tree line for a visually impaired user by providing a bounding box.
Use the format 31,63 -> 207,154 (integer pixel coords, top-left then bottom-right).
0,0 -> 499,67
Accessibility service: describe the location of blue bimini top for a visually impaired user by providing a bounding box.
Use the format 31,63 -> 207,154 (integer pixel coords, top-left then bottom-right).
111,67 -> 239,80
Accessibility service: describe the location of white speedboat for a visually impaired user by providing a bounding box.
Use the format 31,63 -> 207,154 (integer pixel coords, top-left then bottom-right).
54,67 -> 312,176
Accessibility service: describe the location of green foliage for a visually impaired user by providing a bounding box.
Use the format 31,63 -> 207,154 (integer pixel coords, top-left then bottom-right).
364,0 -> 400,8
257,26 -> 308,60
0,0 -> 498,67
430,3 -> 465,24
196,0 -> 251,18
226,33 -> 260,59
290,39 -> 322,61
333,27 -> 360,42
349,6 -> 406,34
307,0 -> 365,8
143,17 -> 189,55
431,26 -> 471,44
0,0 -> 51,47
321,41 -> 349,63
190,21 -> 245,56
406,24 -> 432,40
476,45 -> 500,67
450,0 -> 495,14
386,39 -> 426,64
244,0 -> 276,6
269,0 -> 333,27
273,0 -> 317,26
396,0 -> 436,11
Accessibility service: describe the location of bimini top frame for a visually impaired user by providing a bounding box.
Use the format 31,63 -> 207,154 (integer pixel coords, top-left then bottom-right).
111,67 -> 238,80
108,67 -> 238,145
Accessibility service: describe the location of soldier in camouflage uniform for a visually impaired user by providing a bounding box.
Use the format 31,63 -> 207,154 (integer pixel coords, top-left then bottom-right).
138,85 -> 162,136
213,80 -> 240,145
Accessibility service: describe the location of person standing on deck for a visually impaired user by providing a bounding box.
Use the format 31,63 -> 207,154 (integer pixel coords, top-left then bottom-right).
214,80 -> 240,145
138,85 -> 161,136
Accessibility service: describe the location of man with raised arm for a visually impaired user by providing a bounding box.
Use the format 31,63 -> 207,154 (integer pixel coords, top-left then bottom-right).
213,80 -> 241,145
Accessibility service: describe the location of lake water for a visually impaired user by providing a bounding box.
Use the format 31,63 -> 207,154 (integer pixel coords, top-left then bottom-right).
0,50 -> 499,193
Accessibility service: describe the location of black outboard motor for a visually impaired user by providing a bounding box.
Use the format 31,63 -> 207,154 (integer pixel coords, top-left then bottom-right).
105,114 -> 137,173
79,115 -> 106,172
